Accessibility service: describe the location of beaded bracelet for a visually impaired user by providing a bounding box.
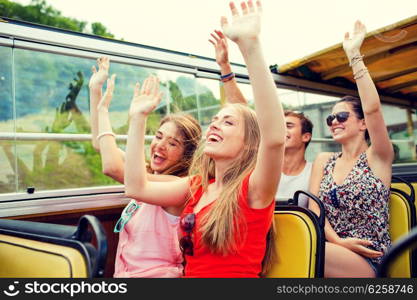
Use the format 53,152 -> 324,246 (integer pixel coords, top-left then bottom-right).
349,54 -> 365,67
353,67 -> 369,80
220,72 -> 235,83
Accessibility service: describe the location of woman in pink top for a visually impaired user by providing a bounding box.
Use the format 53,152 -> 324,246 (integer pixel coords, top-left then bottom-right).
89,62 -> 202,277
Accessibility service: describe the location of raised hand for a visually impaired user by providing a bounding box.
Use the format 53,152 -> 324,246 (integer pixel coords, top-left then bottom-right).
97,74 -> 116,112
339,237 -> 383,259
209,30 -> 229,67
89,57 -> 110,89
343,20 -> 366,60
221,0 -> 262,49
129,76 -> 163,118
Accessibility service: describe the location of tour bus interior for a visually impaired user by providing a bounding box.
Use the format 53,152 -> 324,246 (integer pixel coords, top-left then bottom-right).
0,15 -> 416,278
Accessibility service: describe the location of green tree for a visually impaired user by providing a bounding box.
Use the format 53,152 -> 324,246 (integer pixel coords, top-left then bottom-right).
91,22 -> 114,39
0,0 -> 114,38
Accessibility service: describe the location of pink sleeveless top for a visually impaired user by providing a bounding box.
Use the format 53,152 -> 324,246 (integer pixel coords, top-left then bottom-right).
114,202 -> 183,278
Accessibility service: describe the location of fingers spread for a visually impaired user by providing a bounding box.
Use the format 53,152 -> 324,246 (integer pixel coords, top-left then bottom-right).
229,2 -> 239,17
248,0 -> 255,12
256,0 -> 262,13
150,76 -> 160,96
215,29 -> 225,39
210,32 -> 220,42
134,82 -> 140,98
141,77 -> 151,95
107,74 -> 116,91
241,1 -> 248,15
220,16 -> 229,30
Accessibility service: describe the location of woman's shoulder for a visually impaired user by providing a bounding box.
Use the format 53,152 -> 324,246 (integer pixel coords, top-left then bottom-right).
313,152 -> 336,167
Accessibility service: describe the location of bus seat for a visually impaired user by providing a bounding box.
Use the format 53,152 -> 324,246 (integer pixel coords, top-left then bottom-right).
387,189 -> 414,277
266,191 -> 325,278
378,227 -> 417,278
391,175 -> 416,226
0,215 -> 107,278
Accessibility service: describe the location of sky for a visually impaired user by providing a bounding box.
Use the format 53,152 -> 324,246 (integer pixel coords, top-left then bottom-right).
12,0 -> 417,66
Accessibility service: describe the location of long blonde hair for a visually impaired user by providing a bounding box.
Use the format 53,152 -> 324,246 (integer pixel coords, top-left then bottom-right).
190,104 -> 260,252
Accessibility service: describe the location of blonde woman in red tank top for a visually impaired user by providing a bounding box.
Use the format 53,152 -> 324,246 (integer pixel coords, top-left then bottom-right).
124,0 -> 286,277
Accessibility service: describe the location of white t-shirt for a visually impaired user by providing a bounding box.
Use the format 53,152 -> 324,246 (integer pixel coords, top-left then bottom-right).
276,162 -> 312,208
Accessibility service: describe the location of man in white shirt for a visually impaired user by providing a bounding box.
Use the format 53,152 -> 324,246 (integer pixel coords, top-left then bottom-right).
277,111 -> 313,207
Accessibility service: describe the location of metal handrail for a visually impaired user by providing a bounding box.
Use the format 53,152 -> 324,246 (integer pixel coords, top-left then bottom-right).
0,132 -> 153,142
0,132 -> 412,144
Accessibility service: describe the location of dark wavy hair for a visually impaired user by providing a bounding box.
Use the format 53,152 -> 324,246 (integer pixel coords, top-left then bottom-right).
337,96 -> 370,141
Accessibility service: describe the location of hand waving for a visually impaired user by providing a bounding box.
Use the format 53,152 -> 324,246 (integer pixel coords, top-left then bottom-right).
221,0 -> 262,49
89,57 -> 110,89
129,76 -> 163,118
209,30 -> 229,67
343,20 -> 366,60
97,74 -> 116,111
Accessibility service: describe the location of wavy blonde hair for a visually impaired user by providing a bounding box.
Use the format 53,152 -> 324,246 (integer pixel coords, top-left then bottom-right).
189,103 -> 275,274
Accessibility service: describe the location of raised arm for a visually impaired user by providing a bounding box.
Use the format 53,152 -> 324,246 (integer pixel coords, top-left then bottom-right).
124,76 -> 190,206
96,74 -> 126,183
89,57 -> 110,151
209,30 -> 247,104
343,21 -> 394,164
222,0 -> 285,208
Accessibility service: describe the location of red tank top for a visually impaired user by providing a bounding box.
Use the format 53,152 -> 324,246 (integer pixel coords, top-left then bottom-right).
181,173 -> 274,278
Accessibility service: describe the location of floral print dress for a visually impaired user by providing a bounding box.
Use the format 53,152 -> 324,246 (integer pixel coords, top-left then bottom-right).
318,152 -> 391,264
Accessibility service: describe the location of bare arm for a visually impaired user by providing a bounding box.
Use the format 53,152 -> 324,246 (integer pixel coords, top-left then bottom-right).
222,1 -> 285,208
89,57 -> 110,151
124,76 -> 190,206
343,21 -> 394,165
309,152 -> 342,243
209,30 -> 247,104
96,74 -> 125,183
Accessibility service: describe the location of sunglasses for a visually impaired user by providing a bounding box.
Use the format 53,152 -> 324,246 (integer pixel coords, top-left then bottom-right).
326,111 -> 350,126
330,188 -> 340,208
179,213 -> 195,256
114,200 -> 140,233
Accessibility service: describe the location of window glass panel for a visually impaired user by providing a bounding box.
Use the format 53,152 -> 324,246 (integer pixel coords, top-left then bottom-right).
196,79 -> 253,129
166,73 -> 198,121
0,46 -> 15,193
11,49 -> 169,192
389,106 -> 416,163
278,89 -> 417,164
14,49 -> 91,134
197,78 -> 221,128
14,140 -> 119,192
